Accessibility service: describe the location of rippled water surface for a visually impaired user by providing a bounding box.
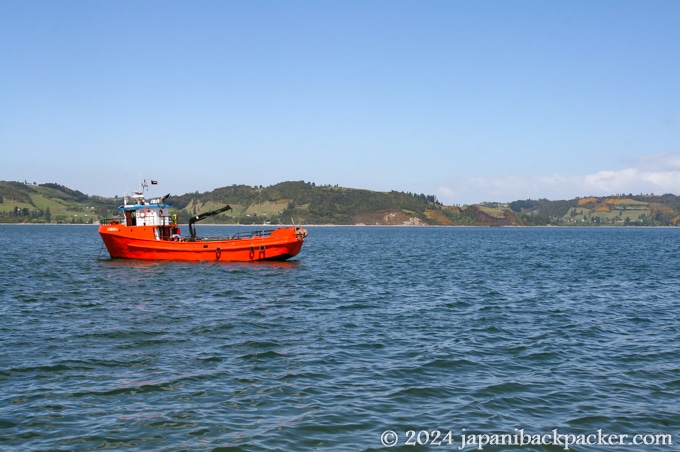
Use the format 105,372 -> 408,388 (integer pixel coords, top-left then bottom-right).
1,225 -> 679,451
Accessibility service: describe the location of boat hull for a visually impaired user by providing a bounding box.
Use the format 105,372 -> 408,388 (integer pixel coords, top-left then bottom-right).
99,225 -> 305,262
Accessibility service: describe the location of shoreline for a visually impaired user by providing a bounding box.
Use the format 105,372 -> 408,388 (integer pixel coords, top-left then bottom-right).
2,222 -> 678,229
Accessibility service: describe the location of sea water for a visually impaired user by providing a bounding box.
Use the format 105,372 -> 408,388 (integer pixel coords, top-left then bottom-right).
0,225 -> 678,451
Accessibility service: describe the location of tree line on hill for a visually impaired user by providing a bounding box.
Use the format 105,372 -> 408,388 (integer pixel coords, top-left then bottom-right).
1,180 -> 680,226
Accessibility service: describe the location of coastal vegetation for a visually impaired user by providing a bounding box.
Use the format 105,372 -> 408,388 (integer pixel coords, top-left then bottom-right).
1,180 -> 679,226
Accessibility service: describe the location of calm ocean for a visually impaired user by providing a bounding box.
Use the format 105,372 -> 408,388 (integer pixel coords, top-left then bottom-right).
1,225 -> 678,451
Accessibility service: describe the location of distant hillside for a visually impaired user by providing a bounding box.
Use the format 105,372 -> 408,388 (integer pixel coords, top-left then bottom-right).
167,181 -> 445,225
0,181 -> 112,224
508,195 -> 680,226
0,180 -> 444,225
1,180 -> 679,226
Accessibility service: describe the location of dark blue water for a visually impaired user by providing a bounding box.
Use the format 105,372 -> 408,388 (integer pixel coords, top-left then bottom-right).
1,225 -> 678,451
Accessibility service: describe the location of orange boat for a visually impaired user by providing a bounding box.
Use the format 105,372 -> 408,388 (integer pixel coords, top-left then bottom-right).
98,182 -> 308,261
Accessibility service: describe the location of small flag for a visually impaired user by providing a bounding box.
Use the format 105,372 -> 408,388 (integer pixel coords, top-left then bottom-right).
151,180 -> 158,185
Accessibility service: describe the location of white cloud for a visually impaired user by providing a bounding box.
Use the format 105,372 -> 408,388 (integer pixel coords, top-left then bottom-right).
437,152 -> 680,205
584,153 -> 680,195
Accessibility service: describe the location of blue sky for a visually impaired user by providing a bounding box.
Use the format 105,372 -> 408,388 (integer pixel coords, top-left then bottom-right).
1,0 -> 679,205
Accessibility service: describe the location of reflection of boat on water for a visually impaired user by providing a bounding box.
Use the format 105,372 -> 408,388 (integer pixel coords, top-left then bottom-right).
98,181 -> 308,262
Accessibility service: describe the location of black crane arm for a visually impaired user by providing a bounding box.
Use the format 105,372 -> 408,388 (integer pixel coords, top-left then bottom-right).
189,205 -> 232,238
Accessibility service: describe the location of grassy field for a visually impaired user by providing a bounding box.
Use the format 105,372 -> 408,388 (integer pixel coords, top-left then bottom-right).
562,198 -> 654,224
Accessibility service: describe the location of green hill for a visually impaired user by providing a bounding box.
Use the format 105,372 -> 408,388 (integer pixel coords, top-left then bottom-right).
508,195 -> 680,226
1,180 -> 679,226
168,181 -> 444,225
0,180 -> 445,225
0,181 -> 112,224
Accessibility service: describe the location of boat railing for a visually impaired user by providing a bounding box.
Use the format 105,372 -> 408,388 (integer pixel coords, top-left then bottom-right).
101,216 -> 126,225
230,229 -> 276,239
197,229 -> 276,242
99,215 -> 175,227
